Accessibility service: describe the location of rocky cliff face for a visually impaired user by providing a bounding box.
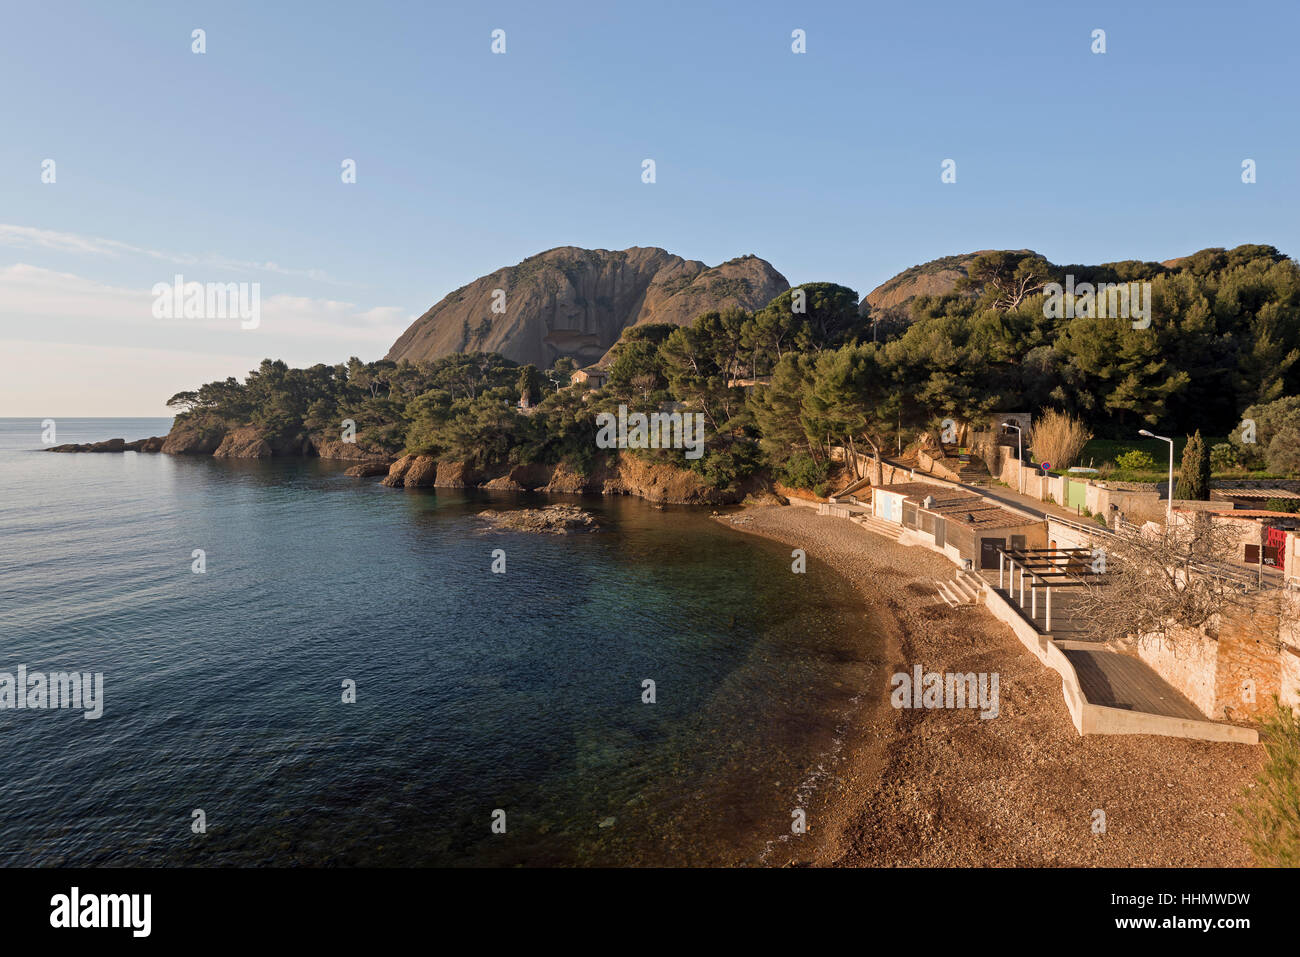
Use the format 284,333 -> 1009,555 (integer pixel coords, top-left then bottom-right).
376,450 -> 768,505
386,246 -> 789,368
861,249 -> 1039,318
861,252 -> 987,317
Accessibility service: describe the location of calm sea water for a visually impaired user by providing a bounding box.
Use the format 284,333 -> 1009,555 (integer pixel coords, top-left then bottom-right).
0,418 -> 874,866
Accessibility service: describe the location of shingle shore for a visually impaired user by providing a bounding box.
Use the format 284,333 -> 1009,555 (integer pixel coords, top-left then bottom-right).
716,505 -> 1262,867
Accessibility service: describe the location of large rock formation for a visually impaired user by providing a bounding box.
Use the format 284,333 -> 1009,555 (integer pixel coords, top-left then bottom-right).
385,246 -> 789,368
861,250 -> 1038,319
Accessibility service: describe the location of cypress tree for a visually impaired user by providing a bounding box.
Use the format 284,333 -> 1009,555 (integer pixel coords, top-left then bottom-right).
1176,429 -> 1211,500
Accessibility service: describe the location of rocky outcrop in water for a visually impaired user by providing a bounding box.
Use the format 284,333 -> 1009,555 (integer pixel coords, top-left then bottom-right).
47,436 -> 165,453
161,420 -> 225,455
371,451 -> 771,505
476,504 -> 599,534
212,427 -> 273,459
344,461 -> 391,477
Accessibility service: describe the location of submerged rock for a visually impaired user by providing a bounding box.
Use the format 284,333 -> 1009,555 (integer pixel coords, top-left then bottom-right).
476,504 -> 599,534
344,461 -> 391,478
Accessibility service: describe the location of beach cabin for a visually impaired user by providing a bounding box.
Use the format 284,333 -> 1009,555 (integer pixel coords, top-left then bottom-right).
871,481 -> 1047,569
927,499 -> 1048,570
870,484 -> 912,524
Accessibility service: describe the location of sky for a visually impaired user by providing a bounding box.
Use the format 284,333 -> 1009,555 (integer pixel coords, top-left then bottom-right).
2,0 -> 1297,415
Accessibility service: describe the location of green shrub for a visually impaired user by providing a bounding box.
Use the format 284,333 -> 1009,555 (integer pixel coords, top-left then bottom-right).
1268,427 -> 1300,476
1210,442 -> 1241,472
1237,697 -> 1300,866
1265,498 -> 1300,514
1114,450 -> 1157,471
779,453 -> 831,491
690,441 -> 761,491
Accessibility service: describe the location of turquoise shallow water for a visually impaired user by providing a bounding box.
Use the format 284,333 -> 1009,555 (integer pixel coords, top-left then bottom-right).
0,418 -> 874,866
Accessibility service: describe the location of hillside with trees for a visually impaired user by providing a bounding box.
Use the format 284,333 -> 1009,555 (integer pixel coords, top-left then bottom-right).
165,244 -> 1300,496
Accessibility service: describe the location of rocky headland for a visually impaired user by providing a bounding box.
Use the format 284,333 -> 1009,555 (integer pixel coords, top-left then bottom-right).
48,419 -> 765,505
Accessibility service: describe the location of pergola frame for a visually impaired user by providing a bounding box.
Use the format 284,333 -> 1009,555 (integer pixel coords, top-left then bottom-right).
996,546 -> 1109,632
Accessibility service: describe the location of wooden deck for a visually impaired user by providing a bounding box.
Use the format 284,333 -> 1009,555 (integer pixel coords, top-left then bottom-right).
976,568 -> 1099,639
1062,647 -> 1206,720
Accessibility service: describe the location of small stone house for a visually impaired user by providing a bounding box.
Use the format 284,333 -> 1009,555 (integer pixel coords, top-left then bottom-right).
570,367 -> 608,390
1172,507 -> 1300,568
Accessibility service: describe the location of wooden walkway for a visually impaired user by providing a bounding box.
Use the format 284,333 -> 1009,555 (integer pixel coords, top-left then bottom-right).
1062,647 -> 1206,720
976,569 -> 1098,639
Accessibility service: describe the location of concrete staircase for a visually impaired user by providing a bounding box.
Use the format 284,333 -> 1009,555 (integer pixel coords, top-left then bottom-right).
850,511 -> 901,541
934,569 -> 985,607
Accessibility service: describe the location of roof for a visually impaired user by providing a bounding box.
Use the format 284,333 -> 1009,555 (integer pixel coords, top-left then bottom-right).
873,482 -> 1040,529
927,499 -> 1042,529
872,482 -> 977,505
1210,488 -> 1300,500
1175,507 -> 1300,520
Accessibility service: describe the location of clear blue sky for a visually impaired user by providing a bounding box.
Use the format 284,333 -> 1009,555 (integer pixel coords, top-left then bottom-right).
2,0 -> 1297,413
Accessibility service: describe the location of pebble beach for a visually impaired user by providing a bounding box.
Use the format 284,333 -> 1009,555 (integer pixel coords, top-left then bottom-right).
716,504 -> 1263,867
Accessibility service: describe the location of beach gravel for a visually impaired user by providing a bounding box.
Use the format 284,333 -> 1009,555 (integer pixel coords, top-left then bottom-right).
716,505 -> 1262,867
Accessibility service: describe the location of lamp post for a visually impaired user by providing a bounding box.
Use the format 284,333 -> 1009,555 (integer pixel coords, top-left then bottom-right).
1002,421 -> 1023,494
1138,429 -> 1175,530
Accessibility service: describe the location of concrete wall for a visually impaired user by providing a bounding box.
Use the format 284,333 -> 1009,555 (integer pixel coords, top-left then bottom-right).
978,583 -> 1259,743
1045,518 -> 1108,551
1281,592 -> 1300,713
1122,598 -> 1297,723
1130,630 -> 1218,717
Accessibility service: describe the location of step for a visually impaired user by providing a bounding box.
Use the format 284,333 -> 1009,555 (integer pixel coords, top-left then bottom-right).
851,512 -> 901,539
949,579 -> 979,603
933,581 -> 961,607
954,569 -> 985,601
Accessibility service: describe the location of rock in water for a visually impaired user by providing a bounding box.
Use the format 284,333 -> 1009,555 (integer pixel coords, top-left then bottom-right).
46,437 -> 165,453
476,504 -> 599,534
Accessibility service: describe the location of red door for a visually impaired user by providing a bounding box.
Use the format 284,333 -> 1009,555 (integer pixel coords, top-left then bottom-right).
1267,527 -> 1287,571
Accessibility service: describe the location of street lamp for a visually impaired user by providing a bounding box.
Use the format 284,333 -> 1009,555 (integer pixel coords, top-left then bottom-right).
1138,429 -> 1174,529
1002,422 -> 1023,494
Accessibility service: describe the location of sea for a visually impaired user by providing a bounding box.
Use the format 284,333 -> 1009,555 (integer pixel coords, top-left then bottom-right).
0,417 -> 874,866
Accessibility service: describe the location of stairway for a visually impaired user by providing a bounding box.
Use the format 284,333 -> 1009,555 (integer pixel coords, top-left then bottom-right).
933,569 -> 984,607
850,511 -> 901,541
